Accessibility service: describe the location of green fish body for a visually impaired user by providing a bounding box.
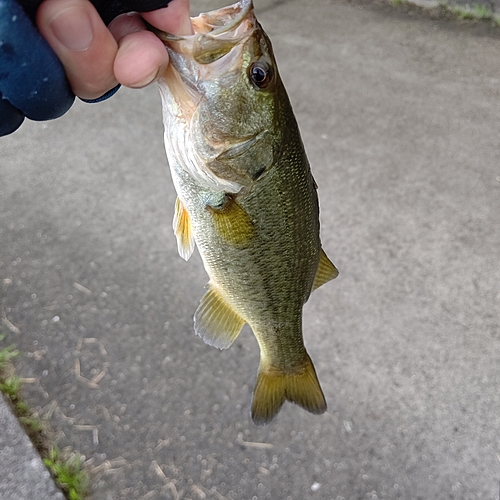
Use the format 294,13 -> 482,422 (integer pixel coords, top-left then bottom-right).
158,0 -> 338,424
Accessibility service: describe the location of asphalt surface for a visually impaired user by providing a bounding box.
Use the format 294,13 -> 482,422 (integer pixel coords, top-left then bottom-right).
1,0 -> 500,499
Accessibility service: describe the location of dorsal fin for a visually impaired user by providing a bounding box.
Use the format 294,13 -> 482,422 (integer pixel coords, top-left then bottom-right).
173,197 -> 195,261
194,283 -> 246,350
312,248 -> 339,292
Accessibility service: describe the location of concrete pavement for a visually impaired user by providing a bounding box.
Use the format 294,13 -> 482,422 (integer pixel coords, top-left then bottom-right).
0,395 -> 64,500
1,0 -> 500,498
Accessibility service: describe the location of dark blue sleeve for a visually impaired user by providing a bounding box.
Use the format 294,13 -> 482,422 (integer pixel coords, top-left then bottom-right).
0,0 -> 75,136
0,0 -> 174,136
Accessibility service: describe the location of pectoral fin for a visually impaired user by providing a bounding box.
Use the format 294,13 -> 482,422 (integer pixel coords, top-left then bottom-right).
207,195 -> 255,247
312,248 -> 339,292
194,283 -> 245,349
173,197 -> 195,261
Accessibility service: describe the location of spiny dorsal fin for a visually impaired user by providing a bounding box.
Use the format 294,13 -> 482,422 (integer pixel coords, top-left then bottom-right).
312,248 -> 339,292
173,197 -> 195,261
194,283 -> 246,350
251,353 -> 327,425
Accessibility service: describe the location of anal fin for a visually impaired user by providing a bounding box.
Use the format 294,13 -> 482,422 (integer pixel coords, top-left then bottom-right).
173,197 -> 195,261
312,248 -> 339,292
251,353 -> 327,425
194,283 -> 245,350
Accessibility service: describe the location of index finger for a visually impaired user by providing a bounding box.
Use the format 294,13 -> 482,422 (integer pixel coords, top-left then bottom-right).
141,0 -> 193,36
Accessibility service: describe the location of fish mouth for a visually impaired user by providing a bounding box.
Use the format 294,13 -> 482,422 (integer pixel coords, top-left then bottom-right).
191,0 -> 253,36
156,0 -> 258,123
155,0 -> 253,45
154,0 -> 255,65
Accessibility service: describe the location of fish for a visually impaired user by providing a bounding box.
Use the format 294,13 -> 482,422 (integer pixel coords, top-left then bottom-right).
156,0 -> 338,425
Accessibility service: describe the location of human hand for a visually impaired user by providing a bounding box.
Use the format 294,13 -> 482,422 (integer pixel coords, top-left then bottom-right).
37,0 -> 192,100
0,0 -> 192,136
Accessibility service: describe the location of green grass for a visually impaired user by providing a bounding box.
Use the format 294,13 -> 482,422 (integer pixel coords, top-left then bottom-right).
390,0 -> 500,27
449,3 -> 494,20
0,333 -> 89,499
0,339 -> 19,371
43,447 -> 89,500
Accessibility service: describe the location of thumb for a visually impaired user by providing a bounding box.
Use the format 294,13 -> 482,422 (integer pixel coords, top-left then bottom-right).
37,0 -> 118,99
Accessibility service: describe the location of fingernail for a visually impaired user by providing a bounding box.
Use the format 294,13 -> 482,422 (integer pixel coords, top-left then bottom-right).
50,8 -> 93,51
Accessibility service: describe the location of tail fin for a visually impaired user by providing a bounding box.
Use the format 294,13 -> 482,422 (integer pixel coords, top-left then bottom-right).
251,353 -> 327,425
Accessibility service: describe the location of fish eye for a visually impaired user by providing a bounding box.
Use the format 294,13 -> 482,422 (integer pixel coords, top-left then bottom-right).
249,61 -> 272,89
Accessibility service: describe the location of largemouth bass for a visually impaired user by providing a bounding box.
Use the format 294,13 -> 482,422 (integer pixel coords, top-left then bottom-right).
157,0 -> 338,425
